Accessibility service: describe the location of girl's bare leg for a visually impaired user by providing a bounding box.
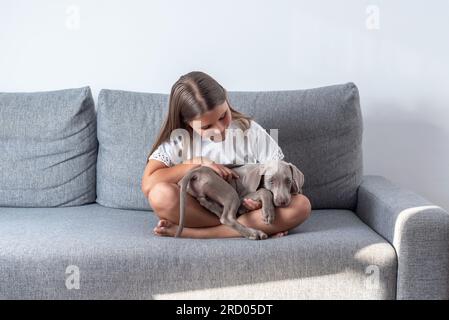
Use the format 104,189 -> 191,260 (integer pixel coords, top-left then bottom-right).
148,182 -> 222,227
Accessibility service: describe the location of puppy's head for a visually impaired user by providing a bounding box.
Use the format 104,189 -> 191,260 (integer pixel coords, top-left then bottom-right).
260,160 -> 305,207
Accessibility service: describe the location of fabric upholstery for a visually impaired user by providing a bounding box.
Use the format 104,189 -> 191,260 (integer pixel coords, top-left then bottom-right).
356,175 -> 449,300
0,204 -> 396,299
0,87 -> 97,207
96,89 -> 168,210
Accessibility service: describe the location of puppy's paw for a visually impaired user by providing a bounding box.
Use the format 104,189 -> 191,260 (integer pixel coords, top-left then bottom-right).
247,228 -> 268,240
261,206 -> 275,225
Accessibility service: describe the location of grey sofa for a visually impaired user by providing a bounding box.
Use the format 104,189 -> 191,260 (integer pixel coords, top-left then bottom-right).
0,83 -> 448,300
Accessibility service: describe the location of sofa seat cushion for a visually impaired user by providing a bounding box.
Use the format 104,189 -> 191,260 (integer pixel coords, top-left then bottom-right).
0,204 -> 396,299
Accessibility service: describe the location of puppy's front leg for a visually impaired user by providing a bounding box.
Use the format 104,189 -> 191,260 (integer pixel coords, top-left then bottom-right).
258,189 -> 275,224
221,200 -> 268,240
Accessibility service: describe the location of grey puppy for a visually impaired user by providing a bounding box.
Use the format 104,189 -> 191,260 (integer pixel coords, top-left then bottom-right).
176,160 -> 305,240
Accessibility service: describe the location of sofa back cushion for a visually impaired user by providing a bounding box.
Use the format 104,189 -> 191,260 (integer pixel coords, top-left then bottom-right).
228,83 -> 363,210
96,83 -> 362,211
96,90 -> 168,210
0,87 -> 97,207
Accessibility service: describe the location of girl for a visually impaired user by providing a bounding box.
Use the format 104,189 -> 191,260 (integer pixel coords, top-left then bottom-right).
141,71 -> 311,238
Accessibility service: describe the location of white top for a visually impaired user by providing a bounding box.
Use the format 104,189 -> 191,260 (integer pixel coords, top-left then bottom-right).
148,119 -> 284,167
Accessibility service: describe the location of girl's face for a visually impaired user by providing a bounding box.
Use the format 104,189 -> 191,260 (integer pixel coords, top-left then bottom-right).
188,101 -> 232,142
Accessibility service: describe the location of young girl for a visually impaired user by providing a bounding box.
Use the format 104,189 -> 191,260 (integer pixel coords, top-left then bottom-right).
141,71 -> 311,239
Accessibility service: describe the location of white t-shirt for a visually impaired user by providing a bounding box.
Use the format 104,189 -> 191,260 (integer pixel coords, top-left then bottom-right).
148,119 -> 284,167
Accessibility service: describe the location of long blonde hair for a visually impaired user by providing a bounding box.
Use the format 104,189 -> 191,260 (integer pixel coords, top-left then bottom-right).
147,71 -> 253,162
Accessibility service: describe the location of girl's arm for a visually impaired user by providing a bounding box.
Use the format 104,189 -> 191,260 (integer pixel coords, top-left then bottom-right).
141,157 -> 211,198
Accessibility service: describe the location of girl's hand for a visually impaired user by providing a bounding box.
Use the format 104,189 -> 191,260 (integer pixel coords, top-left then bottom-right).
202,161 -> 240,183
243,198 -> 262,211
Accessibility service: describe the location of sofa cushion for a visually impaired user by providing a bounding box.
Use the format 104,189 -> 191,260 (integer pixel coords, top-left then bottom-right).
96,83 -> 362,210
227,83 -> 363,210
96,89 -> 169,210
0,206 -> 396,299
0,87 -> 97,207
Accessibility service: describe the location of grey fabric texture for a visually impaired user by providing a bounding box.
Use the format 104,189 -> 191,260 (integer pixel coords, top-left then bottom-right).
96,89 -> 169,210
356,175 -> 449,300
0,87 -> 97,207
0,204 -> 396,299
97,83 -> 362,210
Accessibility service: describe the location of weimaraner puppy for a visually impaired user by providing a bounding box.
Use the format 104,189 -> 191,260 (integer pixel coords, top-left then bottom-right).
176,160 -> 305,240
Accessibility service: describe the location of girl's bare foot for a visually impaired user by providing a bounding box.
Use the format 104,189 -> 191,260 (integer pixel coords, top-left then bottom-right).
269,230 -> 289,238
153,219 -> 177,237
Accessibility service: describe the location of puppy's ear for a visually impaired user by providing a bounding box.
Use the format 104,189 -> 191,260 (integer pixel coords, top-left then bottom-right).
288,162 -> 305,194
242,165 -> 265,192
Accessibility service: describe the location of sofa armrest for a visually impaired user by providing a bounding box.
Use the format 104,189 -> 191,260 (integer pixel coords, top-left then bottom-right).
355,175 -> 449,300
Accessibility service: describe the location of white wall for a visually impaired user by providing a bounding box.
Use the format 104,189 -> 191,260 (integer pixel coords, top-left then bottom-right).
1,0 -> 448,210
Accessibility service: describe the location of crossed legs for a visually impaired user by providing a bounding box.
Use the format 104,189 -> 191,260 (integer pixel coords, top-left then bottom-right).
148,182 -> 311,239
